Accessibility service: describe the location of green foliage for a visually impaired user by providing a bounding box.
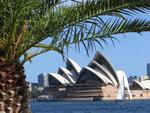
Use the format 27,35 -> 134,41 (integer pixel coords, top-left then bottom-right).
0,0 -> 150,63
30,88 -> 42,99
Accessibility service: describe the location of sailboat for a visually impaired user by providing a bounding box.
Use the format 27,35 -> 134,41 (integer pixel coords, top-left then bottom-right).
116,70 -> 132,101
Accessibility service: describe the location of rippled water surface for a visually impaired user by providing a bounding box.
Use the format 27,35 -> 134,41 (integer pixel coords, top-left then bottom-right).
31,100 -> 150,113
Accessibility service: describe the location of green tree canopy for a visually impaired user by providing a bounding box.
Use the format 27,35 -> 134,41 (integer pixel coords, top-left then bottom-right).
0,0 -> 150,64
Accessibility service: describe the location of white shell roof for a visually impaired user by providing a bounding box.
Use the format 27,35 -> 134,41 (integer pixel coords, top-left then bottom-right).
67,58 -> 81,74
116,70 -> 132,100
140,80 -> 150,89
48,73 -> 70,85
78,67 -> 113,85
59,67 -> 76,84
88,60 -> 118,87
93,51 -> 119,84
132,80 -> 145,90
133,80 -> 150,90
116,70 -> 129,88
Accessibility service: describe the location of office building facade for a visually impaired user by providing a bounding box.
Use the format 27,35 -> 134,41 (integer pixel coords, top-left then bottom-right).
38,73 -> 49,87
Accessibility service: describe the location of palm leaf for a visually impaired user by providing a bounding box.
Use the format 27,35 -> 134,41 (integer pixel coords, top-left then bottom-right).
0,0 -> 150,62
56,18 -> 150,54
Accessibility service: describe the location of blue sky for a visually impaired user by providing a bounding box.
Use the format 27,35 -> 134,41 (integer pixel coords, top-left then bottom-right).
25,32 -> 150,83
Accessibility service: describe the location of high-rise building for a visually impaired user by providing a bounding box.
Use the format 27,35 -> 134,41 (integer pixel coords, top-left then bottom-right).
38,73 -> 49,87
147,63 -> 150,78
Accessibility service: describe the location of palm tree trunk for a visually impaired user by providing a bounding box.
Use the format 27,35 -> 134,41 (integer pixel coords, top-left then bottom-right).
0,58 -> 31,113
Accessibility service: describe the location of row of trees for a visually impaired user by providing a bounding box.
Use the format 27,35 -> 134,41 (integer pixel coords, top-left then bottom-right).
0,0 -> 150,112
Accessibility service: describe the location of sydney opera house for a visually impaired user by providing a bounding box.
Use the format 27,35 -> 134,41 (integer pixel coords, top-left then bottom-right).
39,51 -> 150,100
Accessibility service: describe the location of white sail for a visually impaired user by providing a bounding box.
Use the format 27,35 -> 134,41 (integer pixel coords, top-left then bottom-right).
116,70 -> 132,100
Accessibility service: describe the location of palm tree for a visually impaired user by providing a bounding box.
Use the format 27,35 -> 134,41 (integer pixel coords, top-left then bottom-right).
0,0 -> 150,112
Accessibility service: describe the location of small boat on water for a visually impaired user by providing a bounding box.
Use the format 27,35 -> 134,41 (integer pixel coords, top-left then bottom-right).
36,95 -> 56,102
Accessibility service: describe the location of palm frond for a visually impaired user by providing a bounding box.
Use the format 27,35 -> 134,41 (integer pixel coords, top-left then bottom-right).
20,0 -> 150,51
56,18 -> 150,54
0,0 -> 150,62
21,43 -> 64,64
32,1 -> 149,41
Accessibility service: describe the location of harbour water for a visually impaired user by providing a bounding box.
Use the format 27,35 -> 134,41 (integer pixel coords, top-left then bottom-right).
31,100 -> 150,113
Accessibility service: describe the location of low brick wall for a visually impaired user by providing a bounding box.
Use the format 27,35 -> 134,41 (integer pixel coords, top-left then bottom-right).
101,85 -> 118,100
131,90 -> 150,99
102,88 -> 150,100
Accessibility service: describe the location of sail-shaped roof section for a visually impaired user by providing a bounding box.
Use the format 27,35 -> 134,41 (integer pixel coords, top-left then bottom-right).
66,58 -> 81,74
48,73 -> 70,86
132,80 -> 150,90
116,70 -> 132,100
140,80 -> 150,89
58,67 -> 76,84
88,60 -> 118,87
116,70 -> 130,88
93,51 -> 119,84
132,80 -> 145,90
77,67 -> 113,85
